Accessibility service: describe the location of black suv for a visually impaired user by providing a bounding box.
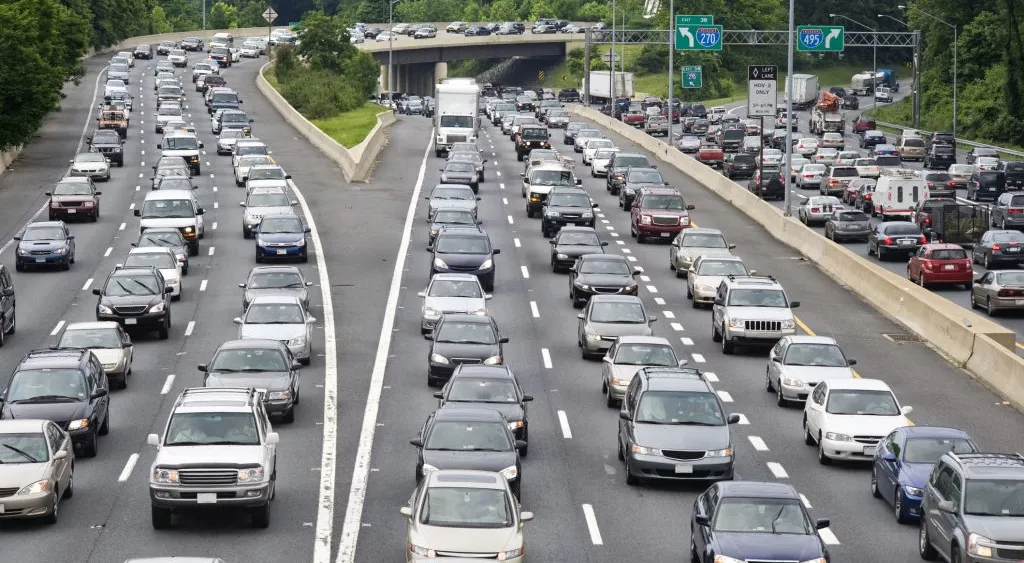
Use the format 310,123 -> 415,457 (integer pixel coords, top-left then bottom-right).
723,153 -> 756,179
923,143 -> 956,170
87,129 -> 124,166
606,152 -> 652,195
0,348 -> 110,457
558,88 -> 580,102
93,266 -> 173,339
515,126 -> 550,161
133,44 -> 153,59
541,187 -> 597,237
919,452 -> 1024,562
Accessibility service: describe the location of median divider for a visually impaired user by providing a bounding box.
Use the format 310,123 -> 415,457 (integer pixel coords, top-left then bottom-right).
0,146 -> 21,178
566,104 -> 1024,408
255,62 -> 394,183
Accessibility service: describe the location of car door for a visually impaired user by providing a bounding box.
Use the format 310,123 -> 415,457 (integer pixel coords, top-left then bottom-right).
118,324 -> 133,367
192,199 -> 205,234
602,341 -> 617,386
973,272 -> 995,305
875,430 -> 901,503
711,283 -> 727,327
974,232 -> 991,263
909,247 -> 926,279
767,339 -> 787,388
994,194 -> 1010,223
931,465 -> 958,554
45,422 -> 71,491
617,378 -> 641,453
88,355 -> 109,421
692,486 -> 717,561
806,382 -> 828,437
669,231 -> 683,264
0,267 -> 13,328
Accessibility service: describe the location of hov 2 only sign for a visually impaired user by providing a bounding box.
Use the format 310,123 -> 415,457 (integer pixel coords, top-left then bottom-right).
747,65 -> 777,117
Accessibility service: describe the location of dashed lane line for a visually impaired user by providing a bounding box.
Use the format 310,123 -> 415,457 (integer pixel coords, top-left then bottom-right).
513,237 -> 521,248
199,279 -> 208,292
703,371 -> 718,382
661,310 -> 673,318
160,374 -> 176,395
818,527 -> 841,545
581,504 -> 603,545
748,436 -> 769,451
117,453 -> 140,482
691,353 -> 706,363
766,462 -> 789,478
670,322 -> 684,331
557,410 -> 573,439
184,320 -> 195,337
81,278 -> 93,291
800,493 -> 813,509
104,247 -> 113,257
717,390 -> 734,402
530,301 -> 539,318
49,320 -> 65,336
681,337 -> 694,346
654,297 -> 665,305
541,348 -> 552,368
520,265 -> 530,279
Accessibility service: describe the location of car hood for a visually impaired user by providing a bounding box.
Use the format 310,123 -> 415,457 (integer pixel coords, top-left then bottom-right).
3,401 -> 89,425
431,341 -> 500,360
822,414 -> 912,436
624,182 -> 665,192
0,463 -> 50,488
139,218 -> 196,230
435,252 -> 490,268
610,364 -> 651,383
777,365 -> 855,384
257,232 -> 304,244
245,288 -> 308,305
421,449 -> 517,473
677,247 -> 731,261
727,307 -> 794,321
19,240 -> 67,251
413,525 -> 519,554
575,273 -> 634,287
90,347 -> 126,365
899,462 -> 935,488
961,515 -> 1024,542
153,444 -> 265,467
239,324 -> 305,341
691,274 -> 728,289
104,294 -> 162,307
586,321 -> 652,337
634,422 -> 730,451
423,296 -> 486,314
714,532 -> 825,561
90,141 -> 121,149
554,244 -> 603,258
205,371 -> 291,392
439,401 -> 524,423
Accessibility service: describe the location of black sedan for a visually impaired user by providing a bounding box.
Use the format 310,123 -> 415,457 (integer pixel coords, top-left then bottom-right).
541,187 -> 597,237
691,481 -> 831,563
428,209 -> 480,245
410,407 -> 526,497
448,151 -> 487,182
433,364 -> 533,449
824,209 -> 871,242
440,161 -> 479,192
569,254 -> 640,307
868,221 -> 926,260
430,226 -> 499,291
973,229 -> 1024,268
199,339 -> 302,422
426,314 -> 508,386
93,266 -> 173,339
550,226 -> 606,272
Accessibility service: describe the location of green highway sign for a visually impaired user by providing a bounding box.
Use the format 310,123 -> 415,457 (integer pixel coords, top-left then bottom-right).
675,22 -> 723,51
675,14 -> 713,26
796,25 -> 845,52
682,66 -> 702,89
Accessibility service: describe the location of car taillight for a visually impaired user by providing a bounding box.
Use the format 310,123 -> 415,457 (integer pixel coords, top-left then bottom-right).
803,173 -> 814,178
999,288 -> 1022,297
919,236 -> 928,244
964,260 -> 972,268
926,181 -> 934,188
865,194 -> 872,200
947,181 -> 957,187
923,216 -> 931,225
1012,208 -> 1024,215
993,244 -> 1002,251
811,207 -> 820,213
884,237 -> 893,245
922,260 -> 933,271
829,178 -> 840,185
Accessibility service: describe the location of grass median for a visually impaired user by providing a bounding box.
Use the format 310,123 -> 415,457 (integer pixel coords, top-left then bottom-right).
265,68 -> 384,149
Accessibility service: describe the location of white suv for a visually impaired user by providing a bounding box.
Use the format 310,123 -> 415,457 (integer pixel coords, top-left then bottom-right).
711,275 -> 799,354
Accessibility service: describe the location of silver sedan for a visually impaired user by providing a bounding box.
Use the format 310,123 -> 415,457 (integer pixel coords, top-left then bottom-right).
668,228 -> 735,276
235,295 -> 315,364
971,270 -> 1024,315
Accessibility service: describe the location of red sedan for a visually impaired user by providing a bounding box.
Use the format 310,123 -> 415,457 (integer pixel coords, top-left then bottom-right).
907,243 -> 974,288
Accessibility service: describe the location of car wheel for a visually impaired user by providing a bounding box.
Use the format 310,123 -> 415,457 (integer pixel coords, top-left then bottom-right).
817,434 -> 832,465
617,437 -> 625,461
804,418 -> 815,445
776,382 -> 786,406
282,407 -> 295,423
987,297 -> 998,316
721,327 -> 734,354
64,466 -> 74,499
919,520 -> 938,560
152,505 -> 173,529
918,272 -> 926,288
894,487 -> 909,523
99,411 -> 109,435
624,457 -> 639,486
61,258 -> 70,271
7,310 -> 15,336
711,321 -> 722,342
765,369 -> 774,392
606,388 -> 616,408
984,253 -> 992,269
158,317 -> 170,340
871,467 -> 882,498
43,490 -> 59,525
83,431 -> 98,458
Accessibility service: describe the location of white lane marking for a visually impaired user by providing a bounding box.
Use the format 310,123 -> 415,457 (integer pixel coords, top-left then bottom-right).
748,436 -> 769,451
704,371 -> 718,382
520,265 -> 530,279
541,348 -> 552,368
767,462 -> 789,478
654,297 -> 665,305
81,278 -> 94,291
717,390 -> 734,402
662,310 -> 673,319
214,202 -> 219,209
646,285 -> 658,293
557,410 -> 573,439
626,255 -> 636,261
596,213 -> 605,218
49,320 -> 66,336
818,527 -> 840,545
581,504 -> 603,545
681,337 -> 694,346
213,186 -> 218,192
639,275 -> 651,282
507,215 -> 514,225
117,453 -> 140,482
606,225 -> 615,230
621,248 -> 632,254
736,413 -> 750,425
610,232 -> 620,237
199,279 -> 208,291
160,374 -> 176,395
615,240 -> 624,245
212,222 -> 218,230
208,246 -> 215,256
635,266 -> 645,273
129,203 -> 135,210
495,171 -> 501,177
530,301 -> 539,318
502,197 -> 508,205
136,185 -> 140,191
691,353 -> 706,363
670,322 -> 684,331
184,320 -> 195,337
601,219 -> 610,224
104,247 -> 113,257
118,222 -> 126,231
513,237 -> 521,248
333,135 -> 431,563
800,494 -> 813,509
499,183 -> 505,190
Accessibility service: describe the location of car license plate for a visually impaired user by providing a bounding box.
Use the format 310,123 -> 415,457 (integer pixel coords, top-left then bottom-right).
124,318 -> 137,325
675,464 -> 693,474
863,446 -> 877,456
661,232 -> 672,237
277,249 -> 287,255
67,209 -> 76,214
944,264 -> 955,271
899,239 -> 913,246
35,257 -> 46,263
1010,247 -> 1021,253
197,493 -> 217,504
1017,299 -> 1024,306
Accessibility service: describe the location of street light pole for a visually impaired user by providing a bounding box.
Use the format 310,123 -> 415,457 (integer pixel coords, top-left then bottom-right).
202,0 -> 206,34
783,0 -> 794,216
830,14 -> 876,98
898,5 -> 957,136
610,0 -> 616,106
387,0 -> 399,102
667,0 -> 674,143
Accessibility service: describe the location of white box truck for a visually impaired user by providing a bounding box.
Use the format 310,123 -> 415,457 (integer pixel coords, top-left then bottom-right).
433,82 -> 480,157
582,71 -> 634,103
785,74 -> 819,110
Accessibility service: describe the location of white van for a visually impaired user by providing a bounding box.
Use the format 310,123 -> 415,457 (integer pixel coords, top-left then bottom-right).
709,106 -> 727,124
211,32 -> 234,46
873,168 -> 929,221
134,189 -> 206,255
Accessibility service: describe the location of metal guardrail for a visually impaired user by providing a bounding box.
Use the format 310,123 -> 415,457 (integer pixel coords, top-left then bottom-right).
872,119 -> 1024,158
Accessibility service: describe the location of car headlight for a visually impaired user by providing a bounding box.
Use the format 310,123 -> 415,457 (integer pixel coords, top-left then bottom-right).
98,304 -> 113,314
429,228 -> 439,238
433,257 -> 447,269
55,247 -> 67,255
152,467 -> 180,484
623,283 -> 637,291
430,353 -> 449,364
681,216 -> 691,226
727,318 -> 743,328
267,390 -> 291,401
968,533 -> 993,558
441,174 -> 448,182
149,302 -> 166,313
585,330 -> 600,341
408,543 -> 434,557
574,282 -> 591,290
705,447 -> 734,458
546,211 -> 561,218
483,355 -> 503,365
237,467 -> 265,483
582,212 -> 593,219
423,307 -> 440,319
499,547 -> 524,561
507,420 -> 524,431
175,252 -> 186,262
479,259 -> 493,270
903,485 -> 923,496
824,432 -> 852,442
113,147 -> 121,152
631,444 -> 661,456
471,308 -> 487,316
17,248 -> 29,256
16,479 -> 51,496
556,253 -> 569,259
287,336 -> 306,346
183,227 -> 193,233
68,418 -> 89,430
781,319 -> 796,329
799,559 -> 827,563
782,377 -> 804,387
421,463 -> 439,475
713,556 -> 744,563
500,465 -> 518,480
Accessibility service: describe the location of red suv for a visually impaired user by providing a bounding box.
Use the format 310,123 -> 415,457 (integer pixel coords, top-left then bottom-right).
629,187 -> 695,243
907,243 -> 973,287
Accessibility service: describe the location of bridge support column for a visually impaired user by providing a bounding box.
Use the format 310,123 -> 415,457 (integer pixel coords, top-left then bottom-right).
379,65 -> 388,94
403,64 -> 410,94
435,62 -> 448,84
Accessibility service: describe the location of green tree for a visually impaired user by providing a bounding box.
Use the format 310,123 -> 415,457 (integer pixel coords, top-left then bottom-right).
355,0 -> 387,24
208,1 -> 239,29
487,0 -> 518,21
395,0 -> 463,22
151,5 -> 174,33
295,11 -> 356,73
237,1 -> 269,28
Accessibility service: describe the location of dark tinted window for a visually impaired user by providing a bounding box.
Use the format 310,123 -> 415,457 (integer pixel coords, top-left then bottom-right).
882,223 -> 922,235
838,211 -> 868,222
924,173 -> 951,182
930,249 -> 967,259
613,156 -> 649,168
1006,162 -> 1024,172
875,156 -> 901,166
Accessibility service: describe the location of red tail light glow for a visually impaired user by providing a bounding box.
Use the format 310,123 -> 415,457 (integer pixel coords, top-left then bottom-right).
999,288 -> 1022,297
885,237 -> 893,245
811,207 -> 820,213
919,236 -> 928,244
992,244 -> 1002,251
1011,209 -> 1024,215
923,216 -> 931,225
865,194 -> 873,200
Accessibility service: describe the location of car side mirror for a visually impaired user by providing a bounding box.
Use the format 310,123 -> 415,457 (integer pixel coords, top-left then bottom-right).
417,291 -> 427,298
728,244 -> 736,249
714,297 -> 724,306
432,391 -> 443,399
577,312 -> 585,319
54,450 -> 68,460
515,440 -> 528,450
549,239 -> 557,245
648,316 -> 658,323
1,288 -> 13,297
499,337 -> 510,343
424,334 -> 433,340
901,405 -> 914,416
815,518 -> 831,530
632,268 -> 642,276
156,143 -> 162,149
619,410 -> 631,420
492,248 -> 500,255
266,432 -> 280,445
847,359 -> 857,366
400,506 -> 413,518
197,208 -> 205,215
686,204 -> 695,210
485,294 -> 493,300
790,301 -> 800,308
410,438 -> 424,447
694,514 -> 710,527
90,388 -> 109,400
882,452 -> 898,462
94,191 -> 102,196
974,276 -> 982,283
44,192 -> 52,196
576,178 -> 583,185
232,317 -> 243,324
92,288 -> 102,295
292,360 -> 303,369
147,433 -> 161,447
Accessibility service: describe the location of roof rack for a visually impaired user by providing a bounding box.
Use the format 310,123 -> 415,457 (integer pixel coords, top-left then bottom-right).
878,167 -> 919,179
948,452 -> 1024,467
726,274 -> 777,282
641,366 -> 705,379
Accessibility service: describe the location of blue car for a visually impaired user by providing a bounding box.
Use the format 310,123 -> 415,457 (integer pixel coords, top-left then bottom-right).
14,221 -> 76,271
871,426 -> 978,522
254,213 -> 310,262
691,481 -> 831,563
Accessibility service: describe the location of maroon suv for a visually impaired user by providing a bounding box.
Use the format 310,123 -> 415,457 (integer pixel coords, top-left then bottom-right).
46,177 -> 101,221
629,187 -> 695,242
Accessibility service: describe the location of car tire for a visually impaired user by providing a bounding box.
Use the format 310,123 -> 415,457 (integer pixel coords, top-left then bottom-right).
99,412 -> 109,436
711,322 -> 722,342
282,408 -> 295,423
804,418 -> 815,445
894,487 -> 910,523
7,309 -> 15,336
919,520 -> 938,560
776,382 -> 787,407
871,467 -> 882,498
817,434 -> 832,465
987,297 -> 998,317
721,329 -> 734,354
43,491 -> 60,525
606,389 -> 616,408
152,505 -> 172,529
62,259 -> 70,271
624,457 -> 639,486
83,431 -> 98,458
64,466 -> 74,499
158,317 -> 170,340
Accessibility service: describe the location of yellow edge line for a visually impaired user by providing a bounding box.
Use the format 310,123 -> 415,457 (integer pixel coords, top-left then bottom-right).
1016,341 -> 1024,351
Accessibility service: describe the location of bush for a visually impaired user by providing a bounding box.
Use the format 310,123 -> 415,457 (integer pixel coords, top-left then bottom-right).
280,68 -> 363,119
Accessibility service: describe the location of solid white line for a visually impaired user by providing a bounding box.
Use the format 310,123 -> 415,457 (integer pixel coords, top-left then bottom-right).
748,436 -> 769,451
717,390 -> 734,402
333,134 -> 432,563
117,453 -> 140,482
800,493 -> 813,508
681,337 -> 694,346
541,348 -> 552,368
184,320 -> 195,337
670,322 -> 684,331
199,279 -> 208,291
557,410 -> 572,438
530,301 -> 539,318
661,310 -> 673,318
49,320 -> 65,336
736,413 -> 750,425
654,297 -> 665,305
691,353 -> 706,363
581,504 -> 603,545
104,247 -> 113,257
502,197 -> 508,205
513,237 -> 521,248
520,265 -> 530,279
703,371 -> 718,382
118,222 -> 126,231
767,462 -> 789,478
208,246 -> 215,256
160,374 -> 176,395
646,285 -> 658,293
81,278 -> 94,291
507,215 -> 514,225
818,527 -> 840,545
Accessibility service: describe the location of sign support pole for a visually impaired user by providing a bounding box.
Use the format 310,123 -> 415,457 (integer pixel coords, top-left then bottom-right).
667,0 -> 674,142
783,0 -> 794,217
759,116 -> 765,193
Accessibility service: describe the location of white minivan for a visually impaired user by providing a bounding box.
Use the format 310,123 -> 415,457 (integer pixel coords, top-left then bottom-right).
873,168 -> 929,221
135,189 -> 205,256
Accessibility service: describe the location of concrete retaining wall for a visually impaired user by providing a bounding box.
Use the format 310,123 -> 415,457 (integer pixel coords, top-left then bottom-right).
0,146 -> 22,178
565,104 -> 1024,409
255,62 -> 393,183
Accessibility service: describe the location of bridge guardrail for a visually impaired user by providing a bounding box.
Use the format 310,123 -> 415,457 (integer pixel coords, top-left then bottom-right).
872,119 -> 1024,158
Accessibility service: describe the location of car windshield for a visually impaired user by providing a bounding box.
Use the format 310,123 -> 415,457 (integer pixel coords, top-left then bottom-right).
125,253 -> 177,269
259,217 -> 303,234
248,193 -> 290,207
614,344 -> 676,366
903,437 -> 976,463
211,348 -> 288,372
930,248 -> 967,260
244,303 -> 305,324
237,144 -> 269,156
925,173 -> 951,182
249,271 -> 304,289
157,106 -> 181,116
141,199 -> 194,218
156,177 -> 192,190
139,232 -> 184,248
425,420 -> 512,451
212,93 -> 238,103
628,170 -> 664,183
683,233 -> 727,248
803,165 -> 826,173
429,279 -> 483,298
727,288 -> 787,307
76,153 -> 106,163
446,378 -> 517,403
522,128 -> 548,140
436,321 -> 496,344
531,170 -> 574,186
963,480 -> 1024,517
826,389 -> 899,415
59,328 -> 122,349
6,369 -> 86,403
221,130 -> 246,140
557,231 -> 601,246
104,274 -> 159,296
697,260 -> 747,276
548,193 -> 590,207
635,391 -> 724,425
159,86 -> 182,95
432,187 -> 474,200
579,259 -> 631,275
783,343 -> 846,367
713,499 -> 813,534
249,168 -> 285,181
435,235 -> 489,254
110,64 -> 128,73
445,163 -> 475,174
590,301 -> 646,323
439,116 -> 474,128
21,227 -> 64,241
433,210 -> 476,225
421,487 -> 512,528
165,412 -> 260,446
164,137 -> 198,150
0,433 -> 49,463
643,195 -> 685,210
615,157 -> 649,168
223,113 -> 249,123
53,182 -> 92,196
838,211 -> 868,222
577,130 -> 601,139
588,140 -> 613,150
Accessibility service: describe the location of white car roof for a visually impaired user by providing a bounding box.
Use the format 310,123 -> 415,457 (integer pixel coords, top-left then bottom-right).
825,378 -> 892,391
